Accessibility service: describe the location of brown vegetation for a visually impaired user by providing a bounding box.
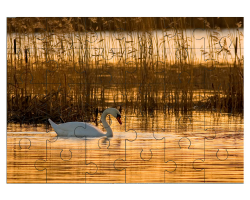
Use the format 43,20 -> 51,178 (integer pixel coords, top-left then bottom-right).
7,17 -> 244,125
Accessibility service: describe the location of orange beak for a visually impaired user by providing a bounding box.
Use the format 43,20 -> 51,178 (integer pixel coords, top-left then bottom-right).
116,116 -> 122,125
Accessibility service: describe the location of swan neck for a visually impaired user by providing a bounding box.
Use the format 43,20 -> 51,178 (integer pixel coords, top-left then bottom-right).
101,110 -> 113,137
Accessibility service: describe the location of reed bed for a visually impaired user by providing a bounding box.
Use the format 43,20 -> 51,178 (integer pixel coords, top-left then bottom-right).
7,17 -> 244,125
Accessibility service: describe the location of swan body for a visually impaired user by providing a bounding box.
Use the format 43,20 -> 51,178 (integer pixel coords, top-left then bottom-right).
48,108 -> 122,137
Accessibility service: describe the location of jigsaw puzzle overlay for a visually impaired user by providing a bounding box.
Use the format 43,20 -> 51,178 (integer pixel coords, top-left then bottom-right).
7,17 -> 244,183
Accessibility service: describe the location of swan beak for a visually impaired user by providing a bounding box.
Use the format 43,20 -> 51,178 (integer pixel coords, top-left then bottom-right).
116,116 -> 122,125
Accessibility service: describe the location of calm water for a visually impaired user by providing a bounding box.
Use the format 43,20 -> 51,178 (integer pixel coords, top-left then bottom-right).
7,111 -> 244,183
7,22 -> 244,183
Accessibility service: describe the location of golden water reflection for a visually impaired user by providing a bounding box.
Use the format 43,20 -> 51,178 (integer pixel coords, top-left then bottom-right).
7,111 -> 243,183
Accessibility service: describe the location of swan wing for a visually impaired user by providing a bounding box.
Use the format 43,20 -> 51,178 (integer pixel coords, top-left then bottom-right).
56,122 -> 104,137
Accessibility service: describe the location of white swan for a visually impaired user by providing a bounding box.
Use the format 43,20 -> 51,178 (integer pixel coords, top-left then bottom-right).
48,108 -> 122,137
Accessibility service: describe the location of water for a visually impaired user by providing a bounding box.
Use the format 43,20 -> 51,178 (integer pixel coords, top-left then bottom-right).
7,111 -> 244,183
7,26 -> 244,183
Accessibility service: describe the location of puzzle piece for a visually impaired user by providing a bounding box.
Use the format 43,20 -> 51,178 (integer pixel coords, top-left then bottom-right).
152,127 -> 218,183
113,129 -> 169,183
193,128 -> 243,183
7,17 -> 244,184
7,132 -> 48,183
34,134 -> 98,183
80,137 -> 126,183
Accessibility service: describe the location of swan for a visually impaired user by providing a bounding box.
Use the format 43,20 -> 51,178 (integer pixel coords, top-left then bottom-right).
48,108 -> 122,137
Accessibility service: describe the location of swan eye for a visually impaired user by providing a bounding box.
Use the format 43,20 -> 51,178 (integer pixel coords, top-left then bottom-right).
117,114 -> 121,118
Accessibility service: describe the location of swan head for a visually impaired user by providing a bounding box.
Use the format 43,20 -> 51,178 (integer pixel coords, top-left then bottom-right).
107,108 -> 122,125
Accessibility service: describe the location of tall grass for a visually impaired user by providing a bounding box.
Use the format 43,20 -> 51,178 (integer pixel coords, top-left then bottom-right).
7,17 -> 244,125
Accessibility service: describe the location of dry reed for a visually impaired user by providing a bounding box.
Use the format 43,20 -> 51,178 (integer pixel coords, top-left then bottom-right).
7,17 -> 244,125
